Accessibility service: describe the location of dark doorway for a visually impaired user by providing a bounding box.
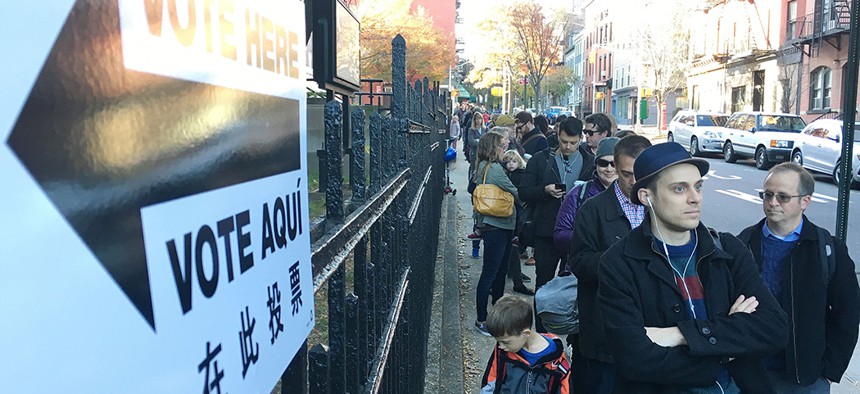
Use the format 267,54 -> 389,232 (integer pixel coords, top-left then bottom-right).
753,70 -> 765,111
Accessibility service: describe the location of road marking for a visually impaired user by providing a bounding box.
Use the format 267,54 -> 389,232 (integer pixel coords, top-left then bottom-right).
813,193 -> 839,202
755,189 -> 831,203
716,189 -> 761,204
706,170 -> 741,180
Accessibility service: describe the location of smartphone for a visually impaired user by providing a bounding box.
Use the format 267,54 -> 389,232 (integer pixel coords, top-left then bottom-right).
554,183 -> 566,191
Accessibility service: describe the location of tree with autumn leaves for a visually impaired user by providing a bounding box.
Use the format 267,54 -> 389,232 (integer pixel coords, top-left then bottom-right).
353,0 -> 454,83
468,1 -> 566,111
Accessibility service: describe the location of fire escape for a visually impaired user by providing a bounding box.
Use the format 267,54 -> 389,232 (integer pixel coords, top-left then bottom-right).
788,0 -> 852,57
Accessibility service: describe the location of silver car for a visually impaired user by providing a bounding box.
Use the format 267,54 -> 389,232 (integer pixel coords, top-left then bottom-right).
791,119 -> 860,188
667,111 -> 728,157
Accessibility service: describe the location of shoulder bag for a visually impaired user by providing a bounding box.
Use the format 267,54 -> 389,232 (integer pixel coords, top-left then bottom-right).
472,162 -> 514,217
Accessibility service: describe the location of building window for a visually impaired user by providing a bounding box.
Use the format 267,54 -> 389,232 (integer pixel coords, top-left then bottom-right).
731,86 -> 746,113
787,0 -> 797,39
810,67 -> 832,110
691,85 -> 699,110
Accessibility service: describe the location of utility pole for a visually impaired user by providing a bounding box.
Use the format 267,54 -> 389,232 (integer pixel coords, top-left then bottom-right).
835,0 -> 859,241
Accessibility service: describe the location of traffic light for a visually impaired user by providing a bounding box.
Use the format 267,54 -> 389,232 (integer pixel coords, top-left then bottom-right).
639,98 -> 648,120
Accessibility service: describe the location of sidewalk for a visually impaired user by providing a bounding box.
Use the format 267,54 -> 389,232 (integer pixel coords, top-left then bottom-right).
425,156 -> 538,394
425,137 -> 860,393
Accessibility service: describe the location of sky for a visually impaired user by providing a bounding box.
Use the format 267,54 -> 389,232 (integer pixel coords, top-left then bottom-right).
456,0 -> 574,62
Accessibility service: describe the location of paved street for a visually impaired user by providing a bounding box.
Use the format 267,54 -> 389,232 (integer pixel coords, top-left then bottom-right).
695,155 -> 860,264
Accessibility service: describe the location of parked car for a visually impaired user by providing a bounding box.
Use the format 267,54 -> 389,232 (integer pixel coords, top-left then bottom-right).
721,112 -> 806,170
791,119 -> 860,188
667,111 -> 729,157
545,106 -> 567,124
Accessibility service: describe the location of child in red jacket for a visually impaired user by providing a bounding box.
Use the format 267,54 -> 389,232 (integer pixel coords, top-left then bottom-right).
481,295 -> 570,394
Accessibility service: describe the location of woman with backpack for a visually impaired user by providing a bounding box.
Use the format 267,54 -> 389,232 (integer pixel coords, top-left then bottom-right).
553,137 -> 620,253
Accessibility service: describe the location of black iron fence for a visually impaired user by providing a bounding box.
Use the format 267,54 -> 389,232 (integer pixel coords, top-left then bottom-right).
280,34 -> 449,393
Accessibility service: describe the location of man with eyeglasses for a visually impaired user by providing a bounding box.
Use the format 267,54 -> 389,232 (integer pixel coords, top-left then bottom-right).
583,113 -> 613,156
514,111 -> 548,156
737,162 -> 860,393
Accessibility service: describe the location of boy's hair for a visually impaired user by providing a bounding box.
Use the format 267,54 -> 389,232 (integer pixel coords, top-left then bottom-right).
486,295 -> 533,337
502,149 -> 527,169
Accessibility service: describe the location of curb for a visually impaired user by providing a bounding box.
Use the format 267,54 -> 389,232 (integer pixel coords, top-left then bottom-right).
424,193 -> 464,393
439,194 -> 465,393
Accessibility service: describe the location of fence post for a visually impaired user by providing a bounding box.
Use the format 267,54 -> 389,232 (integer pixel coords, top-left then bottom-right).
282,341 -> 308,394
324,101 -> 344,222
348,107 -> 371,390
351,109 -> 366,204
308,344 -> 329,394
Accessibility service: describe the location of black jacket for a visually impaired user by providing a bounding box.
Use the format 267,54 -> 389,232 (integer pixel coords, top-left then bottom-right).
737,217 -> 860,385
568,183 -> 632,361
599,217 -> 788,393
521,127 -> 548,155
518,147 -> 594,238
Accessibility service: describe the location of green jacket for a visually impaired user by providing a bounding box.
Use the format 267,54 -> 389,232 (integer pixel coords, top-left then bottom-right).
473,161 -> 519,230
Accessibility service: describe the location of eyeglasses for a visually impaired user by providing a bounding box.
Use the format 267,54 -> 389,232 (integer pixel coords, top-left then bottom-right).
758,191 -> 805,204
596,158 -> 615,168
584,129 -> 600,136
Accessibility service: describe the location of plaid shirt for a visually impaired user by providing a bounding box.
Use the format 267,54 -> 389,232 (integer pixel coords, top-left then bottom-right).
614,181 -> 645,229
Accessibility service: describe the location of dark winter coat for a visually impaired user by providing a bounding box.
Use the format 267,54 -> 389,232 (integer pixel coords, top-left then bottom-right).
598,216 -> 788,393
521,127 -> 548,156
567,183 -> 632,362
737,216 -> 860,386
518,147 -> 594,239
553,172 -> 608,251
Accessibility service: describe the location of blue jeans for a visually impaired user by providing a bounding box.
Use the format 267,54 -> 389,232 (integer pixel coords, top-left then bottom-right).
476,226 -> 512,322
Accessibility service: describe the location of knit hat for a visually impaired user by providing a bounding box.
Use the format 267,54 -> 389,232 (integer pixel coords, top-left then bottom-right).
494,114 -> 516,126
595,137 -> 619,159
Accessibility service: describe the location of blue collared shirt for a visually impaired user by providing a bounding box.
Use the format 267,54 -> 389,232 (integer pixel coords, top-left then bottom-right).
762,219 -> 804,242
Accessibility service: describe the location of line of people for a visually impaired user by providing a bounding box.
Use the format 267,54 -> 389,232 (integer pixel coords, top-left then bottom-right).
457,106 -> 860,394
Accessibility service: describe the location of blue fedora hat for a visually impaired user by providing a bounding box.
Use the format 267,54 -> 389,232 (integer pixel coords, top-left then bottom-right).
630,142 -> 709,205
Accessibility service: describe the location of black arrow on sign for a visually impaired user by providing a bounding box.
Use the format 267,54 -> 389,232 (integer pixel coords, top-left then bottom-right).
6,1 -> 301,330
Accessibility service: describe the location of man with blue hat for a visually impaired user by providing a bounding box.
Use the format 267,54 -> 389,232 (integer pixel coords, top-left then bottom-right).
596,142 -> 788,393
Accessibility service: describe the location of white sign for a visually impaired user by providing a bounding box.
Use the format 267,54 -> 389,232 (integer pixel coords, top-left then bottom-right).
0,0 -> 312,392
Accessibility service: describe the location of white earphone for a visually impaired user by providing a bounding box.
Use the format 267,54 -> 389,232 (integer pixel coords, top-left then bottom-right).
646,194 -> 652,207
